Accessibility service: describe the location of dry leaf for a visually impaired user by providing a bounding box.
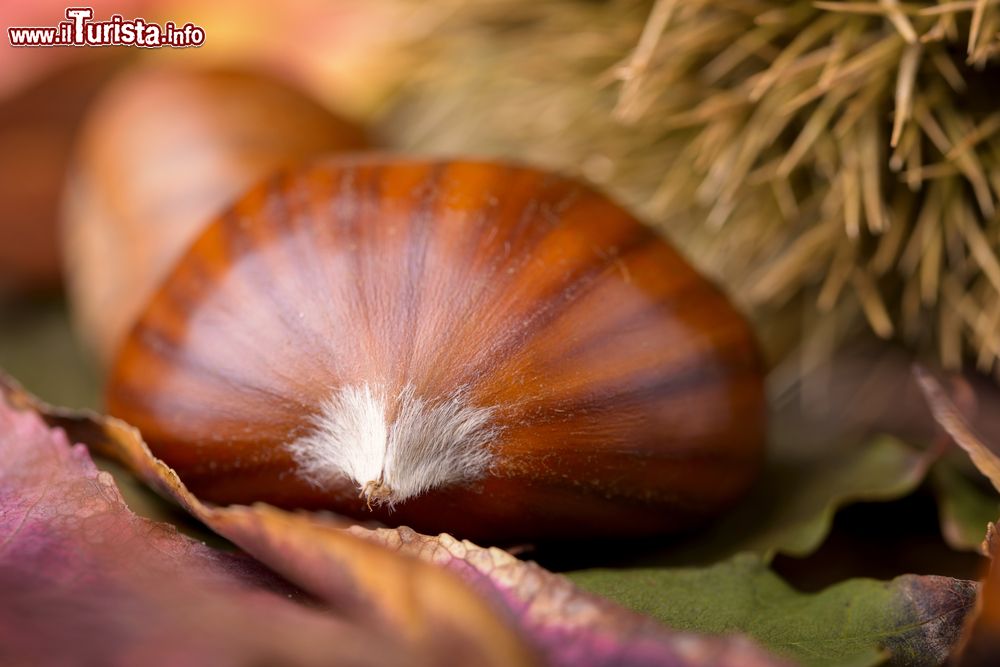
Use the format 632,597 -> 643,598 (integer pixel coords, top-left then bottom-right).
915,366 -> 1000,492
0,385 -> 437,667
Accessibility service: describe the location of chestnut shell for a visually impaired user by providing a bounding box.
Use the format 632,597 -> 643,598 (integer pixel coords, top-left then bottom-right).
0,54 -> 122,294
106,158 -> 766,542
62,65 -> 367,363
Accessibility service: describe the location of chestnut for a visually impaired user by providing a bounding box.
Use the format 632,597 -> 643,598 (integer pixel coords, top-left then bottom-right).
0,54 -> 122,295
106,157 -> 766,542
61,64 -> 368,364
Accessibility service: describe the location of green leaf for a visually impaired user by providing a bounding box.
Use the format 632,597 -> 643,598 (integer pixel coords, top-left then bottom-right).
569,554 -> 976,667
931,459 -> 1000,552
650,435 -> 933,566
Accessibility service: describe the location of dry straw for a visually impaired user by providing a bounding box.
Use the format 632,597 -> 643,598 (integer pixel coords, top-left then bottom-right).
382,0 -> 1000,378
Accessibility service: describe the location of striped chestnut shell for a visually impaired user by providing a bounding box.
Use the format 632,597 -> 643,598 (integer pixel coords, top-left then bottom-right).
106,158 -> 766,542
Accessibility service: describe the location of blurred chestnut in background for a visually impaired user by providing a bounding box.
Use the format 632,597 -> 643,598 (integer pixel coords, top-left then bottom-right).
106,157 -> 766,542
61,64 -> 368,365
0,54 -> 123,297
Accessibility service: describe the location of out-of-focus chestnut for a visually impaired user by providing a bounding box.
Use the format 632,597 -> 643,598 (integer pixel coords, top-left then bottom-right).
61,65 -> 368,364
106,157 -> 766,542
0,54 -> 122,296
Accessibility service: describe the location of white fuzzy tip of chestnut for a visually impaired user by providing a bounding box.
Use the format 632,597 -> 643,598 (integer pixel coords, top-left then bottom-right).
288,383 -> 498,508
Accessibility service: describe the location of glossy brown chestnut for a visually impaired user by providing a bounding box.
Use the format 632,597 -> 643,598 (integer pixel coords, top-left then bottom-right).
106,157 -> 766,542
62,64 -> 368,363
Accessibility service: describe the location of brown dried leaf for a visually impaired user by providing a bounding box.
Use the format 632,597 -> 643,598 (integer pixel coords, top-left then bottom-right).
915,366 -> 1000,492
0,383 -> 431,667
